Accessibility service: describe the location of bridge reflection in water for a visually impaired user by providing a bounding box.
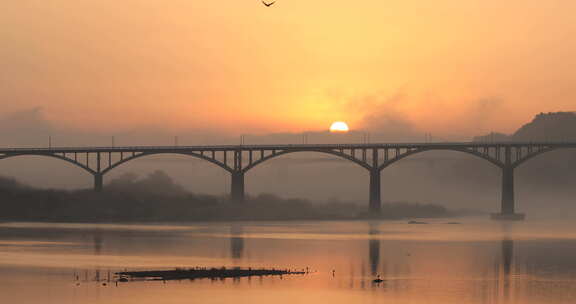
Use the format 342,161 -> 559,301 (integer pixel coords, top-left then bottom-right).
2,142 -> 575,217
368,223 -> 381,276
362,223 -> 521,303
230,224 -> 245,261
70,221 -> 565,303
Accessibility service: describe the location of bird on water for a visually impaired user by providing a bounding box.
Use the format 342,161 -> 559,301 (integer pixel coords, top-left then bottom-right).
372,275 -> 384,283
262,1 -> 276,7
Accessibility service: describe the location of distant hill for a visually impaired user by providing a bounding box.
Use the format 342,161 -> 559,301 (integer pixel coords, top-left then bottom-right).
513,112 -> 576,141
474,112 -> 576,142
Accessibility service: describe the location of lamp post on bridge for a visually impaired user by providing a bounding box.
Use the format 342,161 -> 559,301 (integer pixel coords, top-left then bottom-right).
362,132 -> 370,144
424,133 -> 433,143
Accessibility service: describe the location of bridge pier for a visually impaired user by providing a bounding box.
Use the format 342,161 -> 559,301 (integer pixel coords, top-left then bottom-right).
501,166 -> 515,214
94,173 -> 103,192
369,169 -> 382,213
492,166 -> 525,220
230,171 -> 245,203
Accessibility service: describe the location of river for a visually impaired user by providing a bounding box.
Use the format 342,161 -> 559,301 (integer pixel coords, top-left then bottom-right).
1,216 -> 576,304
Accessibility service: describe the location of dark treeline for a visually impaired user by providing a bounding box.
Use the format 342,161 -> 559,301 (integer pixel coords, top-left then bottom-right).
0,171 -> 453,222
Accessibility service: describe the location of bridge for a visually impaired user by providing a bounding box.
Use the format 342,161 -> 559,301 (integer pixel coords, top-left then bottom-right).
1,142 -> 575,219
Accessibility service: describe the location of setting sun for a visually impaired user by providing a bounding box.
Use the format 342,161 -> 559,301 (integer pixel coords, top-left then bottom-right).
329,121 -> 349,133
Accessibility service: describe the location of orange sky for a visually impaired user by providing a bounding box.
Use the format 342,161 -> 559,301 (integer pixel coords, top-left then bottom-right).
2,0 -> 576,137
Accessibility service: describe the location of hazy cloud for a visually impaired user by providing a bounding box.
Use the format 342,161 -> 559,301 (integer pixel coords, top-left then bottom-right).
467,97 -> 506,133
0,107 -> 54,146
345,91 -> 423,141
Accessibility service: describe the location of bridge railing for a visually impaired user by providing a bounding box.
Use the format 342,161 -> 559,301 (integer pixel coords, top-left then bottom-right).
1,141 -> 576,153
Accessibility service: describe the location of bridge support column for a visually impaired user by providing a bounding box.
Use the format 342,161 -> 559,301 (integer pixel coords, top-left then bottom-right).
231,171 -> 245,203
492,166 -> 525,220
501,166 -> 515,214
94,173 -> 103,192
369,169 -> 381,213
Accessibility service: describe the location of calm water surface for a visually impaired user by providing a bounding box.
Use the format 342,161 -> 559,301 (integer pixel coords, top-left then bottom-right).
2,217 -> 576,304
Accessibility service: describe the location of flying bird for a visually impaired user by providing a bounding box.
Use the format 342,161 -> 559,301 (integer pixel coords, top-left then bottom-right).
262,1 -> 276,7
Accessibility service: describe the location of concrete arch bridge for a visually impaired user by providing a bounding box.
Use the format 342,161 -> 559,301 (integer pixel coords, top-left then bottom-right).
1,142 -> 574,219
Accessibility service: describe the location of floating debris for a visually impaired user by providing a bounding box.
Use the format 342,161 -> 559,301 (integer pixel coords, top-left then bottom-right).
408,220 -> 429,224
116,267 -> 306,282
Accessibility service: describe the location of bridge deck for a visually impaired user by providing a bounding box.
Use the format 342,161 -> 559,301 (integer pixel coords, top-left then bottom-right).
1,141 -> 575,153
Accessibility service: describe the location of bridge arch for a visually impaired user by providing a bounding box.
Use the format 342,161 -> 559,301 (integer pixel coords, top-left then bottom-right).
101,151 -> 233,175
241,149 -> 372,174
378,147 -> 505,171
0,153 -> 96,175
238,149 -> 369,203
512,146 -> 570,168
